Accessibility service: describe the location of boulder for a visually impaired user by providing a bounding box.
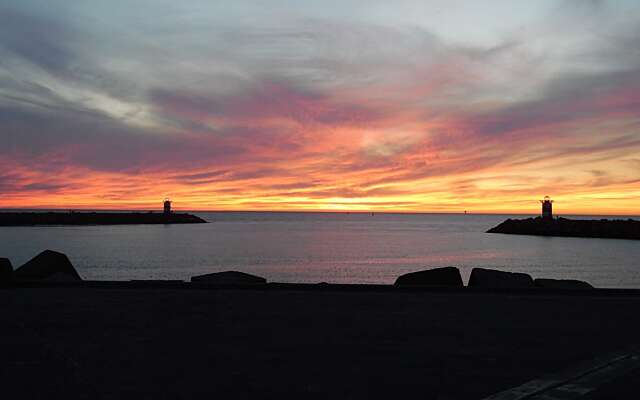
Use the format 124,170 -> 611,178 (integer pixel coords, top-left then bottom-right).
394,267 -> 463,287
190,271 -> 266,285
534,278 -> 593,290
0,258 -> 13,283
468,268 -> 534,289
14,250 -> 82,281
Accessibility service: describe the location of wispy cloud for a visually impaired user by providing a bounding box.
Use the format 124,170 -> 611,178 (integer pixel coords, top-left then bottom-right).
1,1 -> 640,213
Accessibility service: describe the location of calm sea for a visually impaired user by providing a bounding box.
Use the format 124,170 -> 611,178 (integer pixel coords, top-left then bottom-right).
1,212 -> 639,288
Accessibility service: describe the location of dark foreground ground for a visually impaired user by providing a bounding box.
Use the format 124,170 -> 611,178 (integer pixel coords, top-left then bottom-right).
2,286 -> 640,399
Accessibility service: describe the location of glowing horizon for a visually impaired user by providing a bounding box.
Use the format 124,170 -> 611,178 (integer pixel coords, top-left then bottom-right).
1,1 -> 639,215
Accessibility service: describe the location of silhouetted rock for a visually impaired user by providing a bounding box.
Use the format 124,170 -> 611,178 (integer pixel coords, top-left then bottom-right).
535,278 -> 594,290
487,217 -> 640,240
0,258 -> 13,283
14,250 -> 82,281
191,271 -> 266,285
468,268 -> 534,289
394,267 -> 463,287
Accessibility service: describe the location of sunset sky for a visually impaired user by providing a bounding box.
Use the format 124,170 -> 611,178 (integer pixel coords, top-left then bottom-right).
1,0 -> 639,214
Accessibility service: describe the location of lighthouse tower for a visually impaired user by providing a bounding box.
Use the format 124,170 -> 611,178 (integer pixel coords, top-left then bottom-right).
163,198 -> 172,215
540,196 -> 553,220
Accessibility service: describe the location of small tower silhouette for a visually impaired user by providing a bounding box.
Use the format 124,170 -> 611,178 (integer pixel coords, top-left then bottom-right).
540,196 -> 553,220
163,198 -> 172,215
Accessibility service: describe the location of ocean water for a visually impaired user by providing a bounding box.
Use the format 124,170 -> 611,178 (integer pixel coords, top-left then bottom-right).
1,212 -> 639,288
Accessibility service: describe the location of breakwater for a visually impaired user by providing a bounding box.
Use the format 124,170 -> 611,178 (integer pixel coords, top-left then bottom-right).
487,217 -> 640,240
0,212 -> 207,226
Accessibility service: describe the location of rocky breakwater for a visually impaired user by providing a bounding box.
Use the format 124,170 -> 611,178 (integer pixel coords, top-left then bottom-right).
0,211 -> 207,226
487,217 -> 640,240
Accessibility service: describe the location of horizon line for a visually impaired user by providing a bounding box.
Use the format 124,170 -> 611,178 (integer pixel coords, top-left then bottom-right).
0,207 -> 638,218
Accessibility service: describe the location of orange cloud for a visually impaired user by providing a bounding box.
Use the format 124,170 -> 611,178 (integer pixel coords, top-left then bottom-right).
2,22 -> 640,215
